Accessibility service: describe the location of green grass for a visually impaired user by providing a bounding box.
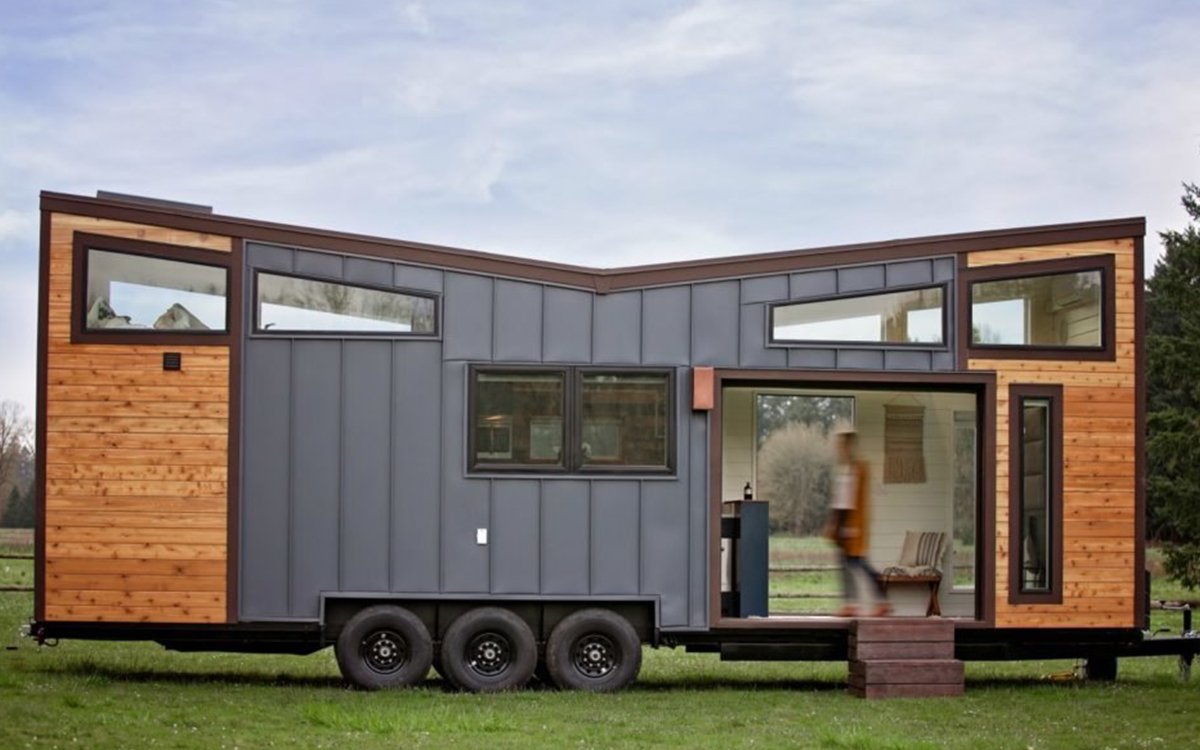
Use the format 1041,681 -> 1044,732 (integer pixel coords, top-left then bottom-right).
2,538 -> 1198,749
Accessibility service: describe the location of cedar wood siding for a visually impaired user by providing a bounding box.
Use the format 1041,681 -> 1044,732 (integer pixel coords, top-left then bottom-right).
41,212 -> 232,623
966,239 -> 1138,628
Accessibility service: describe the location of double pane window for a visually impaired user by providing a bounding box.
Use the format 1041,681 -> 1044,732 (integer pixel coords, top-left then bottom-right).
471,368 -> 673,473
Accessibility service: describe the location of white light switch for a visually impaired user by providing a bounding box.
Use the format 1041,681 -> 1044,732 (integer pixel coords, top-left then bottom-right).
476,527 -> 488,545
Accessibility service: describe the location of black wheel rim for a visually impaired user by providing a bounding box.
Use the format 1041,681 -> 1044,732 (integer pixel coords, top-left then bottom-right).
466,631 -> 512,677
572,634 -> 618,679
361,629 -> 408,675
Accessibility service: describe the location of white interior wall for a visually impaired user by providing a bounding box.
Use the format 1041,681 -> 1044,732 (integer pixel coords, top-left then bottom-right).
720,385 -> 977,618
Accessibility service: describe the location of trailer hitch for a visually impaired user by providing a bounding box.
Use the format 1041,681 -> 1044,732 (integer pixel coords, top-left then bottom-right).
1156,603 -> 1196,680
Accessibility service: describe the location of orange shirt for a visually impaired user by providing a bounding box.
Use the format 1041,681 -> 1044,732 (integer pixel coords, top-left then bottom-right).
840,460 -> 870,557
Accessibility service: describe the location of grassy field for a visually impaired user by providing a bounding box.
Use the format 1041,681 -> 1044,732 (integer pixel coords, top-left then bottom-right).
1,535 -> 1198,749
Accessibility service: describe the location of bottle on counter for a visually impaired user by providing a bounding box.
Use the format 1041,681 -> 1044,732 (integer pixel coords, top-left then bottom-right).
743,481 -> 753,501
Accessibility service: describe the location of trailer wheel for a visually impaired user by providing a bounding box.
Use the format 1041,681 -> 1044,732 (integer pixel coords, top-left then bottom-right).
1085,654 -> 1118,681
441,607 -> 537,692
335,605 -> 433,690
545,609 -> 642,692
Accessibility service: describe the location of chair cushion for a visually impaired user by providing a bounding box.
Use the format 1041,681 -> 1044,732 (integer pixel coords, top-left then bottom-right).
897,531 -> 945,569
882,565 -> 941,578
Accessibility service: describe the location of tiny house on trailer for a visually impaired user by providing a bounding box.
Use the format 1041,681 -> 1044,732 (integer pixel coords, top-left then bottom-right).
31,190 -> 1181,693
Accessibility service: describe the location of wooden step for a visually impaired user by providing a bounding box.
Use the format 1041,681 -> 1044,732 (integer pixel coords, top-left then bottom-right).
848,682 -> 965,699
847,619 -> 963,699
849,659 -> 964,685
850,639 -> 954,660
851,618 -> 955,643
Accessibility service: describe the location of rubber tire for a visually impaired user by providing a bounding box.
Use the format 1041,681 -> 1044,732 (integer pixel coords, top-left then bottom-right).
441,607 -> 537,692
335,605 -> 433,690
1085,654 -> 1118,681
545,609 -> 642,692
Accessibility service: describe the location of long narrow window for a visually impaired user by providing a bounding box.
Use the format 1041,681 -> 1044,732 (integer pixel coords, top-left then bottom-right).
255,272 -> 437,335
963,255 -> 1115,360
770,286 -> 946,346
83,248 -> 228,333
469,367 -> 674,474
1009,384 -> 1063,604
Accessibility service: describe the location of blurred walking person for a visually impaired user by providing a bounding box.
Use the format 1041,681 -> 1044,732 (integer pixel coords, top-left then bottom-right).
824,429 -> 892,617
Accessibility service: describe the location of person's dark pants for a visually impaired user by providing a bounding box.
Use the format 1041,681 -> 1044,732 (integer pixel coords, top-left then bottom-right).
840,551 -> 887,605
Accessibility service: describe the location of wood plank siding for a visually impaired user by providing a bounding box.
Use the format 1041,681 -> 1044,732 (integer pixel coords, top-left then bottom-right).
968,238 -> 1138,628
43,213 -> 232,624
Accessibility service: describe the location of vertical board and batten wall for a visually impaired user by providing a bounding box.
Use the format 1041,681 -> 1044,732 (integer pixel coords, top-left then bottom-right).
967,239 -> 1138,628
239,244 -> 958,629
42,213 -> 231,623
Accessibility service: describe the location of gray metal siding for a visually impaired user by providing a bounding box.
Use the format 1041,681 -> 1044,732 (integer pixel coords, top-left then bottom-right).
240,338 -> 290,618
690,282 -> 738,366
590,481 -> 640,594
440,361 -> 489,592
543,287 -> 592,362
540,480 -> 590,594
340,342 -> 391,592
493,280 -> 542,362
289,340 -> 341,618
390,343 -> 442,593
593,291 -> 641,364
443,273 -> 493,361
491,480 -> 540,594
239,241 -> 958,630
641,287 -> 690,365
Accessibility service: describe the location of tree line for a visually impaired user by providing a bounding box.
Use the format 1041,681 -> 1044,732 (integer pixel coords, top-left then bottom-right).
0,400 -> 33,527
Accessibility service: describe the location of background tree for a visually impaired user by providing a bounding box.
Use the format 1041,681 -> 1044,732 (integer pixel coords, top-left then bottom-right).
0,401 -> 33,525
754,394 -> 852,534
1146,181 -> 1200,588
757,422 -> 834,535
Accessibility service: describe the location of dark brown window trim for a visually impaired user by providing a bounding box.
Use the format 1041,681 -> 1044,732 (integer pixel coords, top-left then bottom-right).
766,282 -> 951,350
960,254 -> 1116,362
467,364 -> 677,476
249,269 -> 441,339
71,231 -> 233,346
1008,383 -> 1064,606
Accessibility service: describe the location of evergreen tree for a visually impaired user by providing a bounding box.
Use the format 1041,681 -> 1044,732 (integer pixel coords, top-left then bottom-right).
0,485 -> 33,528
1146,181 -> 1200,588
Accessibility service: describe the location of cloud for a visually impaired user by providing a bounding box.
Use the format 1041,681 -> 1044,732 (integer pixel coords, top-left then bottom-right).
1,0 -> 1199,417
0,210 -> 35,244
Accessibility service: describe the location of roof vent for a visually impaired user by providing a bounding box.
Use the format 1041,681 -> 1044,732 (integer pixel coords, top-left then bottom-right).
95,191 -> 213,214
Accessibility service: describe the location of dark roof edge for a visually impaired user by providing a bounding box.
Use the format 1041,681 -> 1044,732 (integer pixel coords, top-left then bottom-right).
41,191 -> 1145,292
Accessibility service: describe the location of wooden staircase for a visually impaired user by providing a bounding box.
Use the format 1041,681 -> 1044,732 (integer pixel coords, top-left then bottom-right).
848,619 -> 963,699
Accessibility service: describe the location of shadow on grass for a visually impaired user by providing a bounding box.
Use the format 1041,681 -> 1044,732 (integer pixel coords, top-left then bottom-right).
34,660 -> 346,689
37,660 -> 850,693
28,658 -> 1115,694
631,678 -> 845,692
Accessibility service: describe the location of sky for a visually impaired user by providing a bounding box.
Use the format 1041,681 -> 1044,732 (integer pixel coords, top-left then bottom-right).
1,0 -> 1198,419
